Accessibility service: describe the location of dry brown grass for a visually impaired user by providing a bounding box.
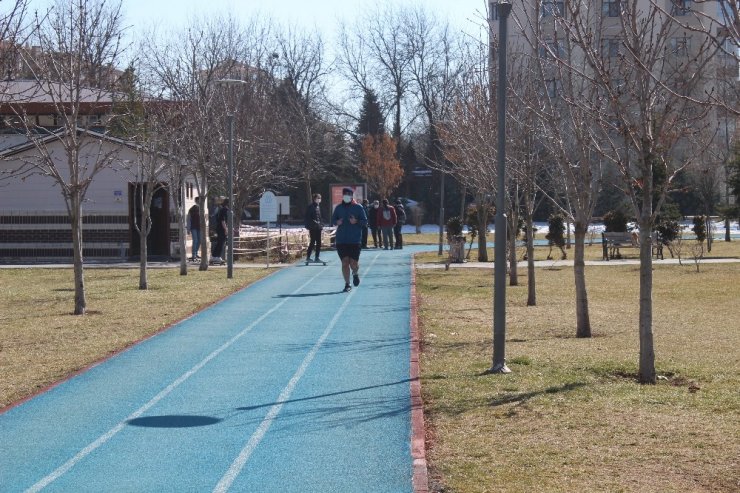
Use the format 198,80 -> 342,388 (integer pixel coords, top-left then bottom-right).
0,267 -> 273,409
416,259 -> 740,493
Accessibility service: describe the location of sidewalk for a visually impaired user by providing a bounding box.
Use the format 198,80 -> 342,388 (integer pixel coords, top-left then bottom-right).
416,257 -> 740,269
0,249 -> 420,492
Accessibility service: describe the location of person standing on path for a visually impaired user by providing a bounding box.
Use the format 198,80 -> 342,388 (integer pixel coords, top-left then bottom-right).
304,193 -> 324,262
187,197 -> 201,261
377,198 -> 397,250
331,187 -> 367,292
211,198 -> 229,263
368,199 -> 381,248
393,198 -> 406,249
361,198 -> 370,249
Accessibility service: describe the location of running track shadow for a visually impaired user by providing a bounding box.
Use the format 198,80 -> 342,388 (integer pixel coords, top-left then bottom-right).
275,291 -> 344,298
126,415 -> 222,428
227,379 -> 418,433
233,378 -> 414,413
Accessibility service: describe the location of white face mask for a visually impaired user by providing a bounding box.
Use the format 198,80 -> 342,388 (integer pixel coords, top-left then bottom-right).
373,203 -> 379,208
315,199 -> 321,204
343,195 -> 352,203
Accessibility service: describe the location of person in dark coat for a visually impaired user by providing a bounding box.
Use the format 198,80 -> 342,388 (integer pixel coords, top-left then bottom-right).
361,199 -> 370,249
368,199 -> 381,248
211,198 -> 229,262
187,196 -> 201,260
304,193 -> 323,262
331,187 -> 368,292
393,198 -> 406,249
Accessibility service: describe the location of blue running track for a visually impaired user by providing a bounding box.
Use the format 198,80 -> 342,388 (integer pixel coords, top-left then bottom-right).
0,248 -> 424,492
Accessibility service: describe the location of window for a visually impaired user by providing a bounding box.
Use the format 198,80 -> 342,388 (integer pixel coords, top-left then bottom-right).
541,0 -> 564,17
545,78 -> 561,98
601,38 -> 622,58
490,1 -> 499,20
671,0 -> 692,16
717,0 -> 733,24
719,37 -> 739,59
540,40 -> 566,59
602,0 -> 621,17
670,36 -> 691,56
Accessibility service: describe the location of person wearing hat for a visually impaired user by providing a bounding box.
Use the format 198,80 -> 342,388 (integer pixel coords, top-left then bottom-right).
331,187 -> 368,292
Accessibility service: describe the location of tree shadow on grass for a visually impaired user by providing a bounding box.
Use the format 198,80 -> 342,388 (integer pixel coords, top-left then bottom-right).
488,381 -> 587,407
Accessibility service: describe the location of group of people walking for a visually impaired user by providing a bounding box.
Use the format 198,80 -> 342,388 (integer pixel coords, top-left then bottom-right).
187,196 -> 230,264
363,198 -> 406,250
303,188 -> 407,292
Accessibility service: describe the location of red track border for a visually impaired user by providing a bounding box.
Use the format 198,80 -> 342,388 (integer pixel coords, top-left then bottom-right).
410,256 -> 429,493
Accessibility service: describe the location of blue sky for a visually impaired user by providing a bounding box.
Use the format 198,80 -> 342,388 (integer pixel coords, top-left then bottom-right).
112,0 -> 491,46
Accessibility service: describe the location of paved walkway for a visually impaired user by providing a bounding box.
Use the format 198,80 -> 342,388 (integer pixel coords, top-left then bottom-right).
0,248 -> 425,493
416,256 -> 740,269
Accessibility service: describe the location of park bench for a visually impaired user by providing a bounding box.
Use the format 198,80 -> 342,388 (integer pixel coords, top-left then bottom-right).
602,231 -> 662,260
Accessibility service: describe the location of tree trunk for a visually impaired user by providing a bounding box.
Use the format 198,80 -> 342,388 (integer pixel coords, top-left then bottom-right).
477,205 -> 488,262
178,180 -> 187,276
305,179 -> 312,206
573,222 -> 591,338
638,221 -> 656,384
459,186 -> 467,220
70,192 -> 86,315
526,217 -> 536,306
725,218 -> 731,242
138,186 -> 151,290
139,225 -> 148,289
705,215 -> 713,252
199,176 -> 209,271
508,211 -> 518,286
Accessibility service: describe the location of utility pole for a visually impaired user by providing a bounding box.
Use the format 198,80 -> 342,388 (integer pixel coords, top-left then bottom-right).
491,0 -> 512,374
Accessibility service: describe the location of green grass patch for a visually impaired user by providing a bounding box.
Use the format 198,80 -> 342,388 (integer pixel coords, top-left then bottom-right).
417,261 -> 740,492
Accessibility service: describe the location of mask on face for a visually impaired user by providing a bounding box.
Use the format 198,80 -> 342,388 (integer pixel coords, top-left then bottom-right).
343,195 -> 352,203
373,203 -> 379,208
315,199 -> 321,204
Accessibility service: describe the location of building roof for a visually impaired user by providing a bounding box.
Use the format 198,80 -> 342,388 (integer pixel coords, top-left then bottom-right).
0,79 -> 121,105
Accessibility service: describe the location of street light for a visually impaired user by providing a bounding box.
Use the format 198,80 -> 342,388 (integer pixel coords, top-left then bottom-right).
492,0 -> 512,374
216,78 -> 247,279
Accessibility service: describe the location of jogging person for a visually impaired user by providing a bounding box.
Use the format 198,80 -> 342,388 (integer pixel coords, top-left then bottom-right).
331,187 -> 368,292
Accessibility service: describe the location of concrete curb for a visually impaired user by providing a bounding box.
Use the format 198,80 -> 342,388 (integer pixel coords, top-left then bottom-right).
410,256 -> 429,493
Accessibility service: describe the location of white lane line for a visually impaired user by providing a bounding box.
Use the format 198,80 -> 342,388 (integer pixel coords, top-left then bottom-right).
25,268 -> 326,493
213,254 -> 380,493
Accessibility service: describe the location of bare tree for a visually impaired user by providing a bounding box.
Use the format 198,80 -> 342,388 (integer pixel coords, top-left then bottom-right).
0,0 -> 31,77
651,0 -> 739,115
337,4 -> 412,147
513,1 -> 606,338
140,13 -> 252,270
2,0 -> 126,314
437,38 -> 497,262
509,56 -> 549,304
542,1 -> 719,382
275,25 -> 336,200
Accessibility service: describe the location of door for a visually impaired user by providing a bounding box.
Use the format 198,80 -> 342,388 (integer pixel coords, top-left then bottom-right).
129,183 -> 170,258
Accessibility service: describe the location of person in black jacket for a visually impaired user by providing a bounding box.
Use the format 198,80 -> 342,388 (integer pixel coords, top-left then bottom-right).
393,198 -> 406,249
361,199 -> 370,248
368,199 -> 381,248
304,193 -> 323,262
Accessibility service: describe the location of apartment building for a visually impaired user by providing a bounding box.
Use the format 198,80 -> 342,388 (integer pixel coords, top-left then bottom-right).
488,0 -> 738,206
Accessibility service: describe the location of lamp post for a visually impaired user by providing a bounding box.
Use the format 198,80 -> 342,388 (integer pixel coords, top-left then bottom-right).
217,79 -> 247,279
492,0 -> 512,374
